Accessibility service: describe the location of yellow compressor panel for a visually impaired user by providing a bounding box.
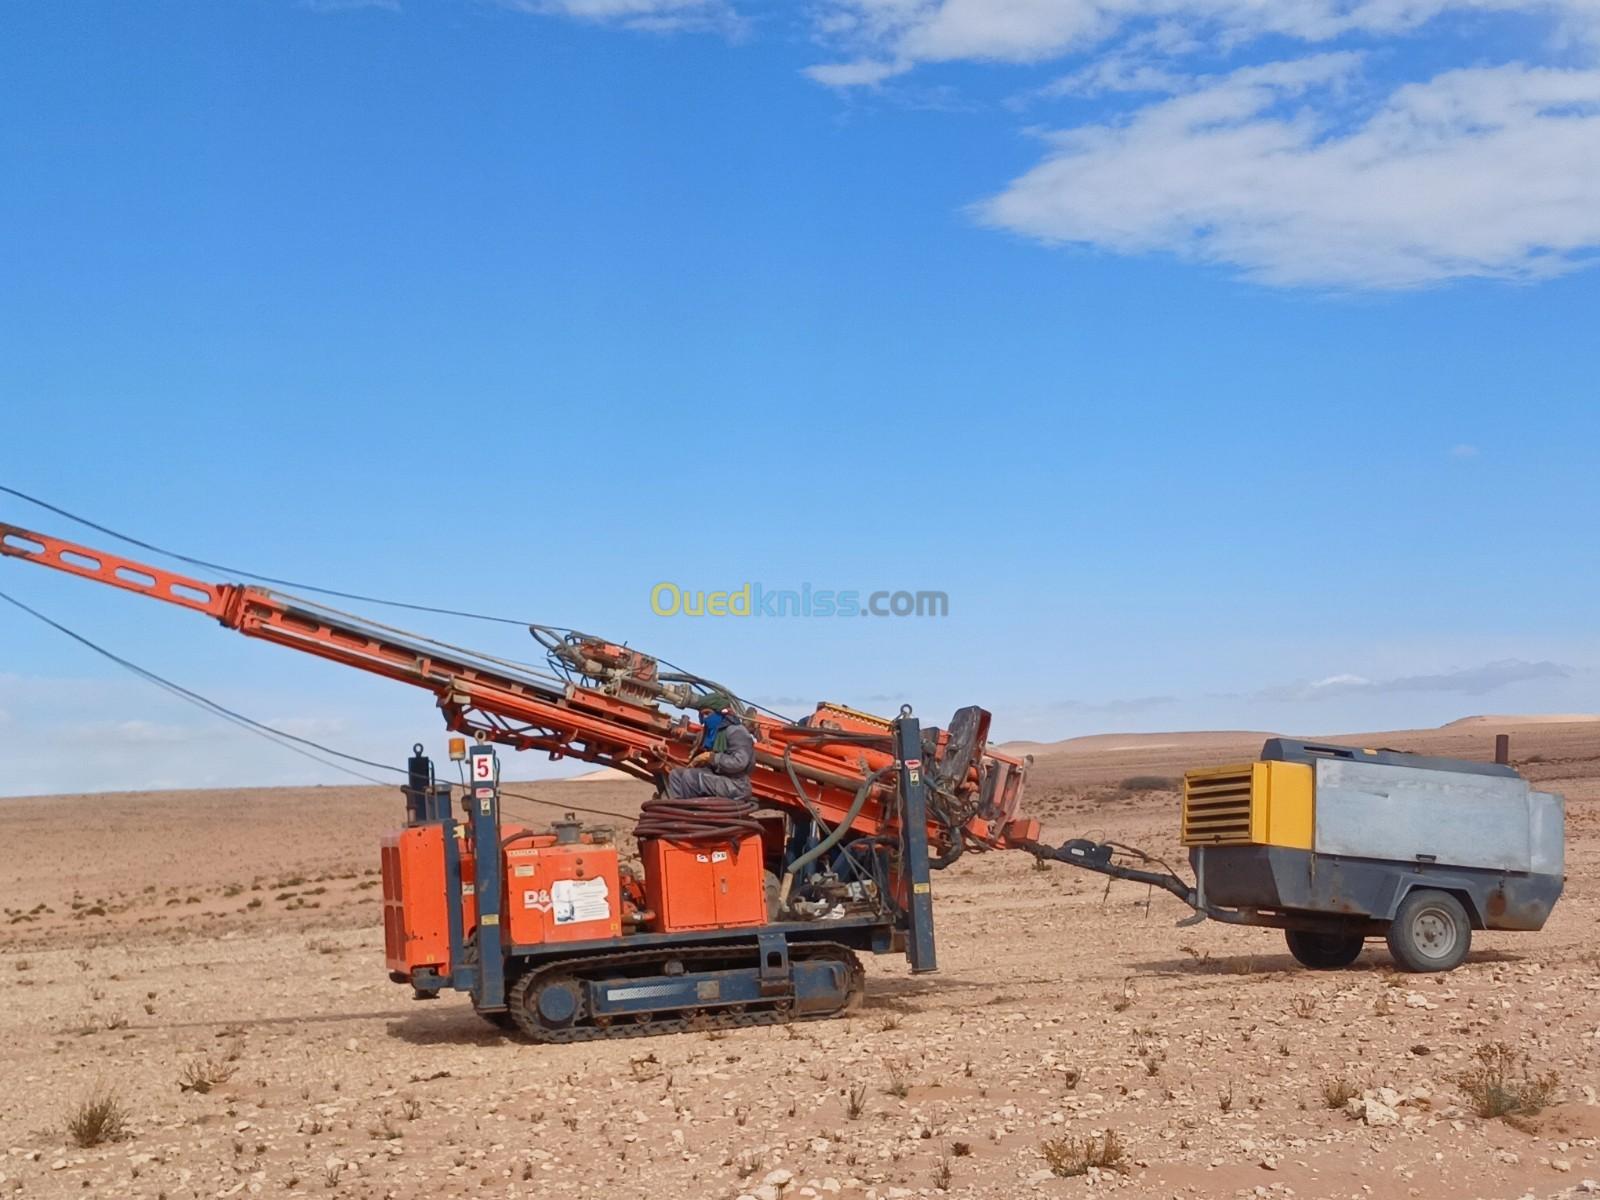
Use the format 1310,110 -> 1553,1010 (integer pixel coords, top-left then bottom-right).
1182,760 -> 1313,849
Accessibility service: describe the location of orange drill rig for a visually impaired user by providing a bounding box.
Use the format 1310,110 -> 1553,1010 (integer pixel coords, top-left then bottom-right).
1,523 -> 1035,1040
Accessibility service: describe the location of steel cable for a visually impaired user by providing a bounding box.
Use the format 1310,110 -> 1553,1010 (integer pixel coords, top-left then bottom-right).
0,586 -> 641,822
2,484 -> 803,723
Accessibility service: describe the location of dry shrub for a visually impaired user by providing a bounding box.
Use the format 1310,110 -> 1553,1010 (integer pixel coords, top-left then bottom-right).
628,1052 -> 662,1082
1041,1130 -> 1127,1178
845,1081 -> 867,1120
66,1087 -> 128,1147
1321,1076 -> 1359,1109
1217,1080 -> 1235,1112
1458,1042 -> 1559,1120
1119,776 -> 1179,793
178,1055 -> 237,1094
884,1061 -> 911,1099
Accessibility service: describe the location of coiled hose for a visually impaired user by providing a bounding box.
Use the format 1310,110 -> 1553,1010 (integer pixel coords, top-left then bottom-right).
634,795 -> 764,846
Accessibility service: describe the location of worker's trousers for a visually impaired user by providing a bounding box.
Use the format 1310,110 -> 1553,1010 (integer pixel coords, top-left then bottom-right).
666,767 -> 751,802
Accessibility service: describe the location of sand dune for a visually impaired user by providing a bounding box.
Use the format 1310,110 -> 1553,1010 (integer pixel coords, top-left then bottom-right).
1000,730 -> 1272,757
1004,714 -> 1600,759
561,766 -> 634,783
1443,713 -> 1600,728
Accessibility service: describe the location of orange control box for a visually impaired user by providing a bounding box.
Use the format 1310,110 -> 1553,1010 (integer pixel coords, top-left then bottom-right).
504,834 -> 622,946
381,825 -> 477,975
641,834 -> 767,933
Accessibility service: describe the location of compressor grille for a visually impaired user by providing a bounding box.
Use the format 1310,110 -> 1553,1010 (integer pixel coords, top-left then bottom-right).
1182,767 -> 1255,845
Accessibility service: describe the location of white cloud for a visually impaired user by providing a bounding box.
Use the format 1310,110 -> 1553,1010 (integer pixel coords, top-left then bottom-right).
266,715 -> 352,739
809,1 -> 1596,71
977,58 -> 1600,287
300,0 -> 399,12
799,1 -> 1600,287
1033,55 -> 1190,99
496,0 -> 739,33
1309,672 -> 1374,690
0,667 -> 602,796
99,719 -> 208,746
45,713 -> 347,751
1048,694 -> 1177,714
803,58 -> 911,87
465,0 -> 1600,289
1260,659 -> 1570,701
517,0 -> 704,14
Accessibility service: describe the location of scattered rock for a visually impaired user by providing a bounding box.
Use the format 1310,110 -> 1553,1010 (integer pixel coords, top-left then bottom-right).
1353,1098 -> 1400,1127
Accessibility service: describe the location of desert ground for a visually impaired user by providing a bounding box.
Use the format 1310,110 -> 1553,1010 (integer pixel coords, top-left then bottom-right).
1,718 -> 1597,1200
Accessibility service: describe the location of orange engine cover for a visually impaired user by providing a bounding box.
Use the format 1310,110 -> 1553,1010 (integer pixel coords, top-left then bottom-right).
504,834 -> 622,945
381,825 -> 476,976
641,834 -> 767,933
379,832 -> 448,979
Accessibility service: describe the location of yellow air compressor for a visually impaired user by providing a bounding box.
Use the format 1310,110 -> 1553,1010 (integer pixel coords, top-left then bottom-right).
1181,739 -> 1565,971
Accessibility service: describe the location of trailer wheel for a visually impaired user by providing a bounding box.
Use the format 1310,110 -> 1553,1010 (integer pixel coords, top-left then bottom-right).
1285,929 -> 1365,969
1386,890 -> 1471,972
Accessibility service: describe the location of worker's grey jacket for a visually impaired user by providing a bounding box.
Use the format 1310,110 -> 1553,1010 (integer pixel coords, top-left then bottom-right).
665,722 -> 756,802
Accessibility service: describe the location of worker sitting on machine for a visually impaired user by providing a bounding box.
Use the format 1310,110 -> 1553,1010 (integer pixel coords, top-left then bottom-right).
667,693 -> 755,801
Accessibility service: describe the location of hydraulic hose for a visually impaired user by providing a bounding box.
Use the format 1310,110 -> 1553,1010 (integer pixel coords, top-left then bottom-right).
779,764 -> 891,902
634,796 -> 764,846
928,827 -> 965,870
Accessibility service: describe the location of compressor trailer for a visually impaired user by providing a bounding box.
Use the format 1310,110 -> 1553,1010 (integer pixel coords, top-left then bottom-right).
1029,738 -> 1565,973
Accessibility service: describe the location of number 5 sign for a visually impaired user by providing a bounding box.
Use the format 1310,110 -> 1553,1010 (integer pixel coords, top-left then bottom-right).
470,747 -> 496,784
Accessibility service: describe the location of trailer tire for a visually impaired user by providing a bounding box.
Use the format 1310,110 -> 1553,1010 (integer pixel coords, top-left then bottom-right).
1386,889 -> 1471,973
1285,929 -> 1365,969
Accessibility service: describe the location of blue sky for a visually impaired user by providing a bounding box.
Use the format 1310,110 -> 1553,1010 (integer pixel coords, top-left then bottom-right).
1,0 -> 1596,794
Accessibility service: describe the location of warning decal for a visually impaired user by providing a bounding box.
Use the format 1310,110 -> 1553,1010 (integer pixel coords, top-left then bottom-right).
551,877 -> 611,925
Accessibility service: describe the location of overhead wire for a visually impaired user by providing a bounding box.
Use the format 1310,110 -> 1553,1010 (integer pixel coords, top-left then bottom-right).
0,586 -> 641,823
1,487 -> 889,829
0,483 -> 534,625
2,483 -> 800,724
0,586 -> 398,786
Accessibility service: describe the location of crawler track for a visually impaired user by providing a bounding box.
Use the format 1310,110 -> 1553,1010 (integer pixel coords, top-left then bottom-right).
503,941 -> 864,1043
